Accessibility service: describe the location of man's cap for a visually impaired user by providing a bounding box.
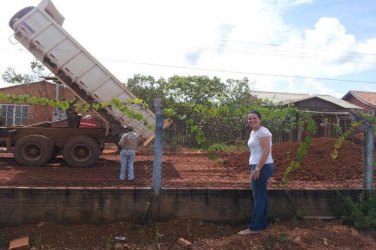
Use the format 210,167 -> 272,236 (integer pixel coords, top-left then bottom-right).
123,125 -> 134,131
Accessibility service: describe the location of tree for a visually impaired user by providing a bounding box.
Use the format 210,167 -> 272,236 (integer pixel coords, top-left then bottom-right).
165,75 -> 226,107
125,74 -> 300,147
2,59 -> 47,84
222,78 -> 256,105
126,74 -> 167,109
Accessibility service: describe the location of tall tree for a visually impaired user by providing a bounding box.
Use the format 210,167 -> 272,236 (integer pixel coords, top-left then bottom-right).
126,74 -> 167,109
2,59 -> 47,84
165,75 -> 226,107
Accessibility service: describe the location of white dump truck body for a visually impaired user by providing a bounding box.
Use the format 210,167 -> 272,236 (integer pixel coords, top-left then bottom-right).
9,0 -> 156,144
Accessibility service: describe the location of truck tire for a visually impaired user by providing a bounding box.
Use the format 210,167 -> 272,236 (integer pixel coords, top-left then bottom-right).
14,134 -> 54,167
63,136 -> 100,167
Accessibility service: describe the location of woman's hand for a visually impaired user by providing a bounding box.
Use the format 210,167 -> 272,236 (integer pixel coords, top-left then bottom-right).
251,135 -> 270,181
251,168 -> 261,180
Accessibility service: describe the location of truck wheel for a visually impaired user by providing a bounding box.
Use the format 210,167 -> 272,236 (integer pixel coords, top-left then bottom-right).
14,135 -> 54,167
63,136 -> 100,167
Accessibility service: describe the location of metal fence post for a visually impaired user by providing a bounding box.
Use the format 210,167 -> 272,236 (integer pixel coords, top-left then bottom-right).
363,120 -> 374,192
152,98 -> 163,194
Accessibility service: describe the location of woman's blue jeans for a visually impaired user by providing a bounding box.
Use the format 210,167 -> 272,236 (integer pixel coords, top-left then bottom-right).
249,163 -> 275,231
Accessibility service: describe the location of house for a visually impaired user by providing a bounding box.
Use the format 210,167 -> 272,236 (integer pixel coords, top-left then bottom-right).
251,91 -> 363,140
342,90 -> 376,116
0,81 -> 80,126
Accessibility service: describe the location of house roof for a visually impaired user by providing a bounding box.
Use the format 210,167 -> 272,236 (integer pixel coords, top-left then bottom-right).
252,91 -> 363,109
342,90 -> 376,108
0,80 -> 52,90
251,91 -> 308,104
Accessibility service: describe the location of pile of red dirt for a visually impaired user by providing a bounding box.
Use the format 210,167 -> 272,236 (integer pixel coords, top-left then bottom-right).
221,137 -> 364,182
0,137 -> 372,189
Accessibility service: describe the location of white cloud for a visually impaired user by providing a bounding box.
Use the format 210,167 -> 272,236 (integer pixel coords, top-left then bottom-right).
0,0 -> 375,97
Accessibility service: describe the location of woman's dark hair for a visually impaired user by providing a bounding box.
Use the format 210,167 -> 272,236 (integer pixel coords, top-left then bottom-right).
249,111 -> 261,119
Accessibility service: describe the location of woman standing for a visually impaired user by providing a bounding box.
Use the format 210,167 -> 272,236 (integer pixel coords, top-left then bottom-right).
238,111 -> 275,235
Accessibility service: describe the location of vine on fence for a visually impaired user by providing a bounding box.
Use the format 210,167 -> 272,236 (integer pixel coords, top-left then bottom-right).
331,121 -> 362,160
282,114 -> 317,184
166,104 -> 300,147
0,93 -> 151,127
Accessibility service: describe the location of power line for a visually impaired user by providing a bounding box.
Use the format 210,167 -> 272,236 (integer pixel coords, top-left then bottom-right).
3,40 -> 376,64
2,46 -> 375,84
101,58 -> 376,84
201,39 -> 376,57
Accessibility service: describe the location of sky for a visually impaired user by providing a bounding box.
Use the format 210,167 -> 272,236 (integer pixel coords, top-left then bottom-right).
0,0 -> 375,98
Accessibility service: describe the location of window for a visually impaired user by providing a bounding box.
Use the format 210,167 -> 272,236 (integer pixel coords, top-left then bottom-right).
0,104 -> 29,126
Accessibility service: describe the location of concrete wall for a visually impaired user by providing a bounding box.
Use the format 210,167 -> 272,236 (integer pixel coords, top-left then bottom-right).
0,187 -> 362,226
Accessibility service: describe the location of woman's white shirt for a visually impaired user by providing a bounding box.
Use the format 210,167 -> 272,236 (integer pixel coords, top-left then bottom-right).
247,126 -> 274,165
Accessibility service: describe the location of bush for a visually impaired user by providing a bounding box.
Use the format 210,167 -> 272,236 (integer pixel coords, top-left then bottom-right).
339,191 -> 376,230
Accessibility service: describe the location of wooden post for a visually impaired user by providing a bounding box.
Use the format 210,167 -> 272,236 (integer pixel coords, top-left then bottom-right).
152,98 -> 163,195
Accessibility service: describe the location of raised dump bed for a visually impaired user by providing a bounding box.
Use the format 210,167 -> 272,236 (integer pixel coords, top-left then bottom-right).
8,0 -> 156,145
4,0 -> 165,167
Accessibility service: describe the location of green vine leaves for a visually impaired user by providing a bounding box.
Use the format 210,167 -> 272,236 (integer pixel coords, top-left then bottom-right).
331,122 -> 362,160
0,93 -> 151,128
282,114 -> 317,184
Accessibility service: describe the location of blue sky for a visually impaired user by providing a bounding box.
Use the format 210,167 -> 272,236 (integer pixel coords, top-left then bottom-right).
0,0 -> 375,98
284,1 -> 376,41
281,0 -> 376,96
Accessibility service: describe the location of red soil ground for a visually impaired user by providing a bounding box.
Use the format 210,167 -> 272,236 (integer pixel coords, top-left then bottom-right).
0,137 -> 372,189
1,137 -> 376,249
1,218 -> 376,250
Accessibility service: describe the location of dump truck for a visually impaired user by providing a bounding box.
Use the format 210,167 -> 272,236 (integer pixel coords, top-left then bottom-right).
2,0 -> 158,167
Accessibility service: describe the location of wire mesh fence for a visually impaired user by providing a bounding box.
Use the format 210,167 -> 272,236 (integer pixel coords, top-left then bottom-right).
151,116 -> 373,190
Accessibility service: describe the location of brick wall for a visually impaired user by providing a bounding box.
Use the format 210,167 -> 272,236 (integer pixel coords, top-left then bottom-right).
0,81 -> 95,125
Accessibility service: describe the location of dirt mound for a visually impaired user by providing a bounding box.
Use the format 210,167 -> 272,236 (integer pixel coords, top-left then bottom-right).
0,137 -> 371,189
222,137 -> 363,181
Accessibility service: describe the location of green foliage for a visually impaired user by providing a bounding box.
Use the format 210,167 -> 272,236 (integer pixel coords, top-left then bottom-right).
264,233 -> 289,249
354,110 -> 376,124
331,122 -> 361,160
282,114 -> 317,184
208,143 -> 231,152
154,223 -> 162,249
0,235 -> 8,248
0,93 -> 149,126
2,68 -> 302,150
126,74 -> 301,148
2,59 -> 47,84
165,75 -> 226,106
104,234 -> 114,250
339,192 -> 376,230
126,74 -> 167,109
34,233 -> 42,250
2,67 -> 33,84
